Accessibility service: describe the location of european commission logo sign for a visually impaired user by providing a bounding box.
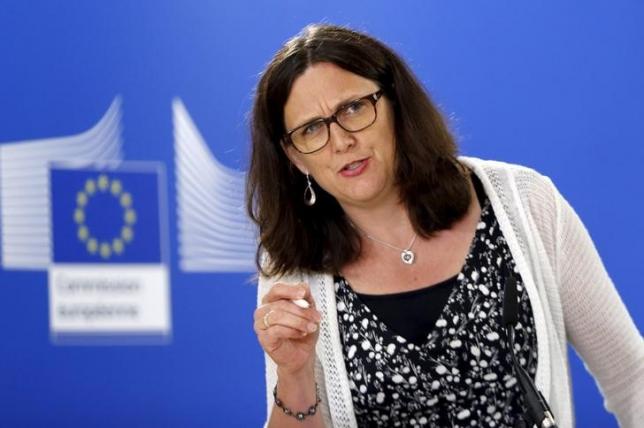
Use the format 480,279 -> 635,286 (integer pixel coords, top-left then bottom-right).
1,96 -> 259,344
48,163 -> 170,343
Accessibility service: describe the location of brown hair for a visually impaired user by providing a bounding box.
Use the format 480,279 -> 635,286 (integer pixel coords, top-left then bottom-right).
247,24 -> 471,277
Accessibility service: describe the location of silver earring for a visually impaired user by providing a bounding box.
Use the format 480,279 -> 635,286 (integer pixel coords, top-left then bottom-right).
304,173 -> 317,206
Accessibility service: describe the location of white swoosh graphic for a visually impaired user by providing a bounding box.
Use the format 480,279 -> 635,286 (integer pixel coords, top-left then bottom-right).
0,97 -> 123,269
173,99 -> 256,272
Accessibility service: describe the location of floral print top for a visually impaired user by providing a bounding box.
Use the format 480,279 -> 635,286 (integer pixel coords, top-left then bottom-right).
335,186 -> 538,427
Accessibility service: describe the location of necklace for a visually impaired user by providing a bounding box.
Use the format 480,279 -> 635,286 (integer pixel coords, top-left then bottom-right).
364,231 -> 418,265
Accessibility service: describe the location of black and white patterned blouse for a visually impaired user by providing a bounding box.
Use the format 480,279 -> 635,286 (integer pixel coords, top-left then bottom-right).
335,184 -> 538,427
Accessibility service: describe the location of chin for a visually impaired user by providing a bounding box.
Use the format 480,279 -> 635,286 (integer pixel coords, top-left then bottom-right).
339,190 -> 386,207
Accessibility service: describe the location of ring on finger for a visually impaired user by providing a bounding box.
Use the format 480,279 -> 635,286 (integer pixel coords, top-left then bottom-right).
263,310 -> 274,329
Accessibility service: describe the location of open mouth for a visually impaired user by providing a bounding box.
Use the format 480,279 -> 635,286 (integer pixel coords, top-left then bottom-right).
342,159 -> 366,171
339,158 -> 369,176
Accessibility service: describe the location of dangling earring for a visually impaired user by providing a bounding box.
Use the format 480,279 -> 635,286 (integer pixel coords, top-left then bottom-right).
304,173 -> 317,206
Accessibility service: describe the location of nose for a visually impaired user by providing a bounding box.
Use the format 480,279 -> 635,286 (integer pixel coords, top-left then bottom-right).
328,122 -> 356,153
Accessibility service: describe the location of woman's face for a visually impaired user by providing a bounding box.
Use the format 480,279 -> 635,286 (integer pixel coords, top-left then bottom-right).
283,62 -> 398,211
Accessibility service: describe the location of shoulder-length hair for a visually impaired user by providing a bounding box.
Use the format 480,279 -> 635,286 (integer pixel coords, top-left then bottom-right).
247,24 -> 471,277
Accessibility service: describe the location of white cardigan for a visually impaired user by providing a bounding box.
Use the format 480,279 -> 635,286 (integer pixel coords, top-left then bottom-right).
258,157 -> 644,428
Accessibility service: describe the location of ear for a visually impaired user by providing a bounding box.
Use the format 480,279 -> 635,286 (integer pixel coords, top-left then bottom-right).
281,142 -> 309,175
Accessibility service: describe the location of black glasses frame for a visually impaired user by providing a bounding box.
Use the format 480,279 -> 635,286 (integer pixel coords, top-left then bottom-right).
283,90 -> 384,154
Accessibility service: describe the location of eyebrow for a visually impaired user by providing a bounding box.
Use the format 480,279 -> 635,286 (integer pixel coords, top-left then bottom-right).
288,92 -> 367,132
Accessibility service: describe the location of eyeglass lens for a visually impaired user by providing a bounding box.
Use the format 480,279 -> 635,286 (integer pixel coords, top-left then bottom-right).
291,97 -> 377,153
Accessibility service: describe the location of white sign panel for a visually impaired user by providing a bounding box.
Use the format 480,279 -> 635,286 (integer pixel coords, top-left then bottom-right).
48,162 -> 170,343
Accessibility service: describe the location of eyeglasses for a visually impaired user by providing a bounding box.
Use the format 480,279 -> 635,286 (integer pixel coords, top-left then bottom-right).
284,90 -> 383,154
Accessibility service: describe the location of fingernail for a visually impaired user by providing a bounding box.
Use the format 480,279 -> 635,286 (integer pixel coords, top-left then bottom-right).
307,323 -> 317,332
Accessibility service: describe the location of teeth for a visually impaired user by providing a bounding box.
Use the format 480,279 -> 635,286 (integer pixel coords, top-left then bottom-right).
345,160 -> 362,170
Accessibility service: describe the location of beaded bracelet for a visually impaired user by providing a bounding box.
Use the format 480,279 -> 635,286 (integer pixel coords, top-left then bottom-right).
273,383 -> 321,421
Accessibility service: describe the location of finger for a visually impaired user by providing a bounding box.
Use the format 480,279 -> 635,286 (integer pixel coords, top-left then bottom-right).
260,328 -> 313,354
261,282 -> 308,305
257,324 -> 310,344
254,308 -> 318,334
295,283 -> 321,322
256,299 -> 320,324
264,282 -> 318,312
298,282 -> 318,310
258,283 -> 321,324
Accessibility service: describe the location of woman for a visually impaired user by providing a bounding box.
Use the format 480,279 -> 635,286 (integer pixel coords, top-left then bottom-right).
248,24 -> 643,428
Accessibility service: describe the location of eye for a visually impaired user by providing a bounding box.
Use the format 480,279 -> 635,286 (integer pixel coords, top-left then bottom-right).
301,121 -> 323,136
342,100 -> 367,115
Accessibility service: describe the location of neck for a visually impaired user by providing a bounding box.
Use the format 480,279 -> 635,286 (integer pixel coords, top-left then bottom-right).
341,195 -> 415,250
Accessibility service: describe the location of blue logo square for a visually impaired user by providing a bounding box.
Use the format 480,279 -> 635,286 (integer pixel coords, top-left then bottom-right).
51,166 -> 163,264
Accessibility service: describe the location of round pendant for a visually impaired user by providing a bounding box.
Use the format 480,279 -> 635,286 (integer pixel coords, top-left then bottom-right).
401,250 -> 415,265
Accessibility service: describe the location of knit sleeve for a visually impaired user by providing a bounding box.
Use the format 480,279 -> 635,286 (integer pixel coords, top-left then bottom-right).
553,183 -> 644,428
257,272 -> 278,428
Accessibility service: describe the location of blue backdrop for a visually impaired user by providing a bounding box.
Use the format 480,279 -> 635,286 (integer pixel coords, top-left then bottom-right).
0,1 -> 642,427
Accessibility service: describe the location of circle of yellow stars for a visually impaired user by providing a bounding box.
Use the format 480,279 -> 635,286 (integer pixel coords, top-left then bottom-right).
74,174 -> 137,259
